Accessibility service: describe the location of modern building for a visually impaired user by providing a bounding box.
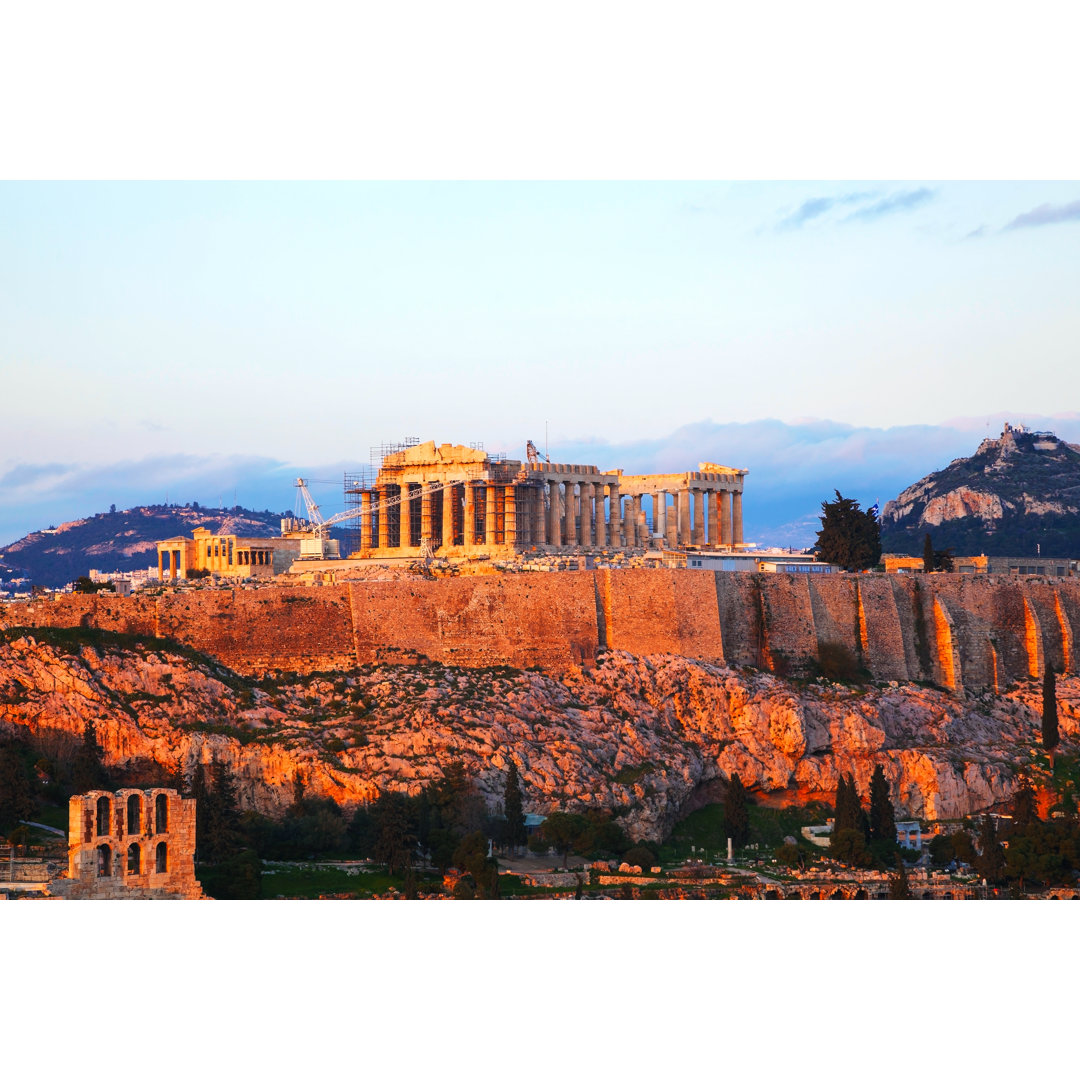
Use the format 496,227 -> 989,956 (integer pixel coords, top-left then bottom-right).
884,554 -> 1074,577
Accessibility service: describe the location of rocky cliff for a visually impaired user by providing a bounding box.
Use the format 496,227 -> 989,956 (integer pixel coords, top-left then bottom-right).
881,423 -> 1080,556
2,629 -> 1073,840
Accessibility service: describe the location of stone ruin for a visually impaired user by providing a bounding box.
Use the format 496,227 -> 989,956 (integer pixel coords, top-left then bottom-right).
54,788 -> 203,900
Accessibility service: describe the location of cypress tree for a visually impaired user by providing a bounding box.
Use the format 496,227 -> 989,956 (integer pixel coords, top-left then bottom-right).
869,764 -> 896,843
833,773 -> 856,834
503,759 -> 527,851
888,854 -> 911,899
975,814 -> 1005,884
922,533 -> 935,573
1042,664 -> 1059,759
71,718 -> 108,794
724,773 -> 750,848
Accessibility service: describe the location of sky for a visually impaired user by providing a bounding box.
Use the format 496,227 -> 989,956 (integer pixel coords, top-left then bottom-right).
2,180 -> 1080,547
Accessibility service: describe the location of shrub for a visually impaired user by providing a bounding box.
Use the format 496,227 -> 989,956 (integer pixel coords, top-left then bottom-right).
622,843 -> 657,869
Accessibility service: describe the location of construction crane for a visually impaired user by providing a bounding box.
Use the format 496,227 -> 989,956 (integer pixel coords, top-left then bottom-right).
293,474 -> 483,559
526,439 -> 548,465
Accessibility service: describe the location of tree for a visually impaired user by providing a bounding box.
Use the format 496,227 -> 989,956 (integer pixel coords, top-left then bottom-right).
1042,664 -> 1059,760
869,764 -> 896,844
540,812 -> 588,867
974,814 -> 1005,884
815,491 -> 881,572
71,719 -> 108,794
888,854 -> 911,899
372,792 -> 417,876
833,773 -> 858,835
723,773 -> 750,848
503,759 -> 527,851
922,533 -> 935,574
934,548 -> 955,573
1013,774 -> 1037,827
0,746 -> 33,833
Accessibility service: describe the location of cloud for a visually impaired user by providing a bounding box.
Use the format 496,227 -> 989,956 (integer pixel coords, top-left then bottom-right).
8,412 -> 1080,551
1004,199 -> 1080,230
842,187 -> 935,223
776,191 -> 876,230
0,462 -> 76,489
963,225 -> 987,240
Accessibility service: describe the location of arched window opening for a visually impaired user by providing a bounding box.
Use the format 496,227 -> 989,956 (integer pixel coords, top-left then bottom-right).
155,793 -> 168,833
96,796 -> 111,836
97,844 -> 112,877
127,794 -> 141,835
127,844 -> 141,874
155,842 -> 167,874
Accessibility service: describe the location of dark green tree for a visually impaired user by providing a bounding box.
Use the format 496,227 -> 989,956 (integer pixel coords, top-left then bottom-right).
503,759 -> 527,851
71,719 -> 109,794
869,764 -> 896,844
888,854 -> 911,899
934,547 -> 955,572
372,791 -> 417,876
1013,774 -> 1037,827
1043,664 -> 1059,759
0,746 -> 33,833
723,773 -> 750,848
833,773 -> 857,835
540,811 -> 589,867
922,533 -> 935,573
814,491 -> 881,571
974,814 -> 1005,884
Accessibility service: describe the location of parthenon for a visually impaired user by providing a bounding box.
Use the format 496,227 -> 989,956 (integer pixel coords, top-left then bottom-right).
346,441 -> 747,558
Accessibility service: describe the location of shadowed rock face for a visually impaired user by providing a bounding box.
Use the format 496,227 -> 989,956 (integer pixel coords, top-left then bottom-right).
2,633 -> 1074,842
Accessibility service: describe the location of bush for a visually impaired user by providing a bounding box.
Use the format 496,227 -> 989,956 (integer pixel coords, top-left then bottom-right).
774,842 -> 803,867
622,843 -> 657,869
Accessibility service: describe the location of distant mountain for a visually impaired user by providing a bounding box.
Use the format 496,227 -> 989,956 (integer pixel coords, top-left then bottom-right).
880,424 -> 1080,557
0,504 -> 292,588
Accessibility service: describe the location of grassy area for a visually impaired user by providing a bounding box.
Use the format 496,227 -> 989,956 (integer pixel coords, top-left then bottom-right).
31,804 -> 69,832
254,864 -> 442,899
659,800 -> 832,864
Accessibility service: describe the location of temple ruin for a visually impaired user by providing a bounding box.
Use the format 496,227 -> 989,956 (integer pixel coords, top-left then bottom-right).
55,788 -> 203,899
340,440 -> 747,560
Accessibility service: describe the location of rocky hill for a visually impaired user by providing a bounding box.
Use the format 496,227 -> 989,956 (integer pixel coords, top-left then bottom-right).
0,504 -> 292,589
880,423 -> 1080,556
2,627 -> 1073,840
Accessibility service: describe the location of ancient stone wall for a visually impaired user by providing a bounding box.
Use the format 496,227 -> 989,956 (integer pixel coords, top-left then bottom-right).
6,572 -> 1080,691
57,788 -> 202,899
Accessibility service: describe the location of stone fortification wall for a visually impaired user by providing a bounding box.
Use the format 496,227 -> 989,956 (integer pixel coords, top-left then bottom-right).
5,572 -> 1080,691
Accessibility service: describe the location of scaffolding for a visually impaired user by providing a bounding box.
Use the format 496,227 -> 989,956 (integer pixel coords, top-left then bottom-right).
342,468 -> 375,557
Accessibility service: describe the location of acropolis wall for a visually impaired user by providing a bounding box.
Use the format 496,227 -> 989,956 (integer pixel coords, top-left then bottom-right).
5,572 -> 1080,693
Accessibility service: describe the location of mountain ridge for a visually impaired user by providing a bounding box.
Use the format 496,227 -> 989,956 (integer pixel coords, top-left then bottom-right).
880,423 -> 1080,556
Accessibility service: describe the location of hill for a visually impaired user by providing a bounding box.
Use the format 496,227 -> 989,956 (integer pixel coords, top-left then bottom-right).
0,504 -> 290,589
880,423 -> 1080,557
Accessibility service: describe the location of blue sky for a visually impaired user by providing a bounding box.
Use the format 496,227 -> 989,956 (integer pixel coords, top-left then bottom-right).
2,181 -> 1079,547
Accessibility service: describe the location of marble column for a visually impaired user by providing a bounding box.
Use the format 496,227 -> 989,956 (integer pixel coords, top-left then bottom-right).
692,489 -> 705,546
158,548 -> 164,581
609,486 -> 622,548
593,483 -> 604,547
678,489 -> 691,546
631,494 -> 643,546
564,482 -> 576,546
654,491 -> 666,539
421,483 -> 435,547
733,489 -> 743,547
169,550 -> 177,581
441,483 -> 454,549
464,483 -> 476,546
536,485 -> 547,545
720,490 -> 732,548
400,484 -> 414,549
378,487 -> 390,549
505,485 -> 517,549
486,484 -> 497,546
708,489 -> 719,549
548,480 -> 560,548
360,491 -> 372,551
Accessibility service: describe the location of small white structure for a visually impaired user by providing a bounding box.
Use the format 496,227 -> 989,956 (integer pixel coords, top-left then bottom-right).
896,821 -> 922,851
